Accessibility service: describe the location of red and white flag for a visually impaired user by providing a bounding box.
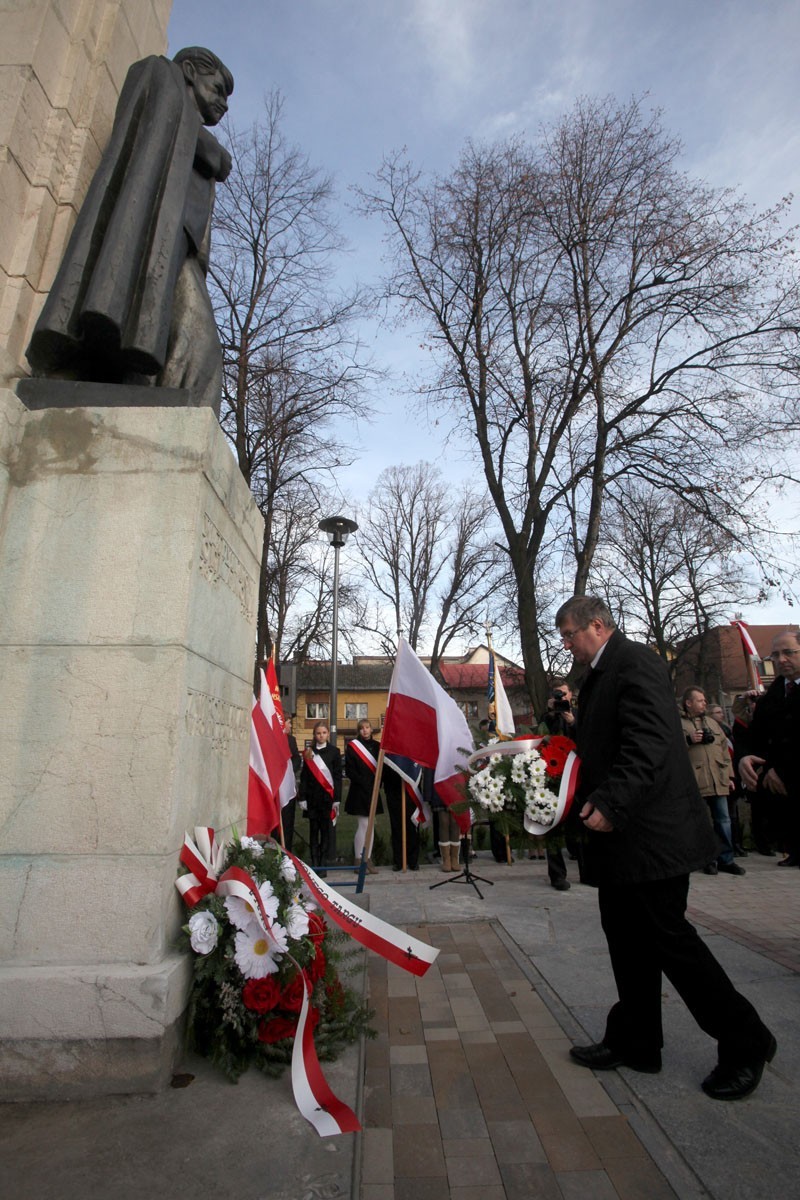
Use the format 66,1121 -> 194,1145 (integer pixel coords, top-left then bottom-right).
381,639 -> 473,831
248,668 -> 297,837
730,619 -> 765,694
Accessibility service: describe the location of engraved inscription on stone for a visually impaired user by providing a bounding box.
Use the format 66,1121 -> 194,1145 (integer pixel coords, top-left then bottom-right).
198,512 -> 255,620
185,689 -> 248,755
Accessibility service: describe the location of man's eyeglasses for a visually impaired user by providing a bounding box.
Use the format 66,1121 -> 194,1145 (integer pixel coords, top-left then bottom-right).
559,625 -> 587,645
769,648 -> 800,662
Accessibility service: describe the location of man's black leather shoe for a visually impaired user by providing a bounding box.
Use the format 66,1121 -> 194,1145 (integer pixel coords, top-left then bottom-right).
701,1034 -> 777,1101
569,1042 -> 662,1073
551,879 -> 571,891
718,862 -> 746,876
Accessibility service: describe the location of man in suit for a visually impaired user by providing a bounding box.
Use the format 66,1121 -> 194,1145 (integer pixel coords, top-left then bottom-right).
556,595 -> 776,1101
739,629 -> 800,867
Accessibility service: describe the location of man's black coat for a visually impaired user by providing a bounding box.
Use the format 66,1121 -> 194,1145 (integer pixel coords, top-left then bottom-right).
741,675 -> 800,799
575,630 -> 716,886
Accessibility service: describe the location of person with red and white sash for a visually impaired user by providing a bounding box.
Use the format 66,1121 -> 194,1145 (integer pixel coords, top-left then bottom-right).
299,720 -> 342,877
344,719 -> 383,873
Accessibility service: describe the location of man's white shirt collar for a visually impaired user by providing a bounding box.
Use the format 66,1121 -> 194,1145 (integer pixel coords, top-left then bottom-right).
591,639 -> 610,670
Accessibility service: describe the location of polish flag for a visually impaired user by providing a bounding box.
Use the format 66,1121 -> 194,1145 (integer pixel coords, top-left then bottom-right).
381,640 -> 473,831
248,668 -> 297,837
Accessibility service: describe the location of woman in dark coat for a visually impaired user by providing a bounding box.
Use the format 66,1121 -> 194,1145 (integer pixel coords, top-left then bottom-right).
299,721 -> 342,876
344,719 -> 383,872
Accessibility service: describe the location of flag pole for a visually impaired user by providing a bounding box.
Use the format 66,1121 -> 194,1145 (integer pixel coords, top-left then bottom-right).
401,785 -> 407,873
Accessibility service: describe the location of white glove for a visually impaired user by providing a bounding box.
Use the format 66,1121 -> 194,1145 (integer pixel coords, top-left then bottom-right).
299,801 -> 307,812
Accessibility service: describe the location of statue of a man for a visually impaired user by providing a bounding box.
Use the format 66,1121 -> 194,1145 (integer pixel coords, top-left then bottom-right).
26,47 -> 234,415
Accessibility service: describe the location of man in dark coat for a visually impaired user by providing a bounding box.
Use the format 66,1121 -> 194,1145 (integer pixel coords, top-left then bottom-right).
556,595 -> 776,1101
26,47 -> 233,413
739,628 -> 800,867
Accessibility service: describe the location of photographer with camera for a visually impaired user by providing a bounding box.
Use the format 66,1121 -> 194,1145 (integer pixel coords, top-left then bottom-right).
537,680 -> 582,890
680,688 -> 744,877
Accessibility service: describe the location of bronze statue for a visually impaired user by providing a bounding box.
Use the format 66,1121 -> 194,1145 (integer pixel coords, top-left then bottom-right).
25,47 -> 234,415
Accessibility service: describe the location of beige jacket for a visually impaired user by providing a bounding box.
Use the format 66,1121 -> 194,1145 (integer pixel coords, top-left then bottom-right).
680,715 -> 733,798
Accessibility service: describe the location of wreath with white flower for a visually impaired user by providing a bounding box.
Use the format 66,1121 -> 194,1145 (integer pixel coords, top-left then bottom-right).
467,735 -> 578,837
179,833 -> 372,1082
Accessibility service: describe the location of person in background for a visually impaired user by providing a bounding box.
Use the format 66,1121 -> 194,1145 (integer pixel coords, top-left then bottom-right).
739,629 -> 800,868
344,719 -> 383,874
538,680 -> 582,891
681,688 -> 744,877
280,717 -> 301,852
298,721 -> 342,878
732,693 -> 775,856
707,703 -> 747,857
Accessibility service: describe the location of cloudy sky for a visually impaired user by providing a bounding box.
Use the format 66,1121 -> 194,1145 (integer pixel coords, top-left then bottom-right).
167,0 -> 799,626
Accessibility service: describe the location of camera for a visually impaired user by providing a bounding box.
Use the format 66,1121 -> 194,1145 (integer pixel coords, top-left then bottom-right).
700,728 -> 715,745
551,688 -> 570,713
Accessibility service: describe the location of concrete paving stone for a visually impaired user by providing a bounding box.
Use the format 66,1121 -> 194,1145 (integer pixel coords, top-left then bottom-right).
437,1107 -> 490,1140
432,1073 -> 480,1110
449,995 -> 483,1015
555,1168 -> 620,1200
362,1127 -> 394,1186
486,1117 -> 547,1164
490,1020 -> 527,1033
390,1063 -> 433,1097
499,1160 -> 564,1200
392,1123 -> 447,1178
393,1177 -> 452,1200
453,1014 -> 491,1032
420,1004 -> 456,1024
389,1044 -> 428,1065
387,975 -> 419,998
459,1030 -> 496,1045
581,1115 -> 650,1160
442,1136 -> 495,1158
445,1152 -> 503,1187
391,1095 -> 438,1125
365,1034 -> 391,1069
362,1187 -> 395,1200
604,1155 -> 679,1200
424,1026 -> 460,1042
364,1082 -> 393,1127
442,972 -> 474,990
449,1188 -> 506,1200
538,1125 -> 604,1172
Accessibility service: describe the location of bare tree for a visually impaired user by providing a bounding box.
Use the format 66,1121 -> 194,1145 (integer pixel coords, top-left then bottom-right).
356,462 -> 503,670
588,482 -> 763,672
209,93 -> 373,660
357,95 -> 800,712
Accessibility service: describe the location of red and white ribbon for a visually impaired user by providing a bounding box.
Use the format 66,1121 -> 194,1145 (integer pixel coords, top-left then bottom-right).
348,738 -> 378,773
175,827 -> 227,907
285,848 -> 439,977
306,751 -> 335,797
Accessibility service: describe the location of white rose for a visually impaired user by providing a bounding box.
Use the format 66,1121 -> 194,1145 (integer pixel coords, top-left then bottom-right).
188,911 -> 220,955
240,836 -> 264,857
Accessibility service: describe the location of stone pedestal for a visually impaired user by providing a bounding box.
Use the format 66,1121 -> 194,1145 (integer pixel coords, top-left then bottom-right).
0,388 -> 263,1098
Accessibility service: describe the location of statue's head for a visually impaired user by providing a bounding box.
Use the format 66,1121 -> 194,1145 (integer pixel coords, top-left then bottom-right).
173,47 -> 234,126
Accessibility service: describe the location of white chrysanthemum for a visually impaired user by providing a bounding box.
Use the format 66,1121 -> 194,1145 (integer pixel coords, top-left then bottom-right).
234,924 -> 281,978
225,878 -> 279,932
279,855 -> 297,882
239,835 -> 264,857
284,898 -> 310,939
188,911 -> 219,955
489,753 -> 502,765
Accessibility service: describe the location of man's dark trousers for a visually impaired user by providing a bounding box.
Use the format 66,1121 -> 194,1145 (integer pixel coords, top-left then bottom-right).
599,874 -> 768,1063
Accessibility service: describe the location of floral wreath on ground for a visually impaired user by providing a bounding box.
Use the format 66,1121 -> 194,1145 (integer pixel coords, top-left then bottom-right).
179,833 -> 373,1082
467,735 -> 577,839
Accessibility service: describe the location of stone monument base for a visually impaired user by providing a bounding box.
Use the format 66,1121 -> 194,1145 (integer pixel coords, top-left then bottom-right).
0,386 -> 263,1099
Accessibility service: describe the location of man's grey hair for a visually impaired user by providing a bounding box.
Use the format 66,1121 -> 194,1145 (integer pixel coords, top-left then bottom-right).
555,595 -> 617,630
774,628 -> 800,647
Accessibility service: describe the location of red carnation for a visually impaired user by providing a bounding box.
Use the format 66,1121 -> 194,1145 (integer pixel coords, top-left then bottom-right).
325,978 -> 346,1015
258,1007 -> 319,1044
242,976 -> 281,1014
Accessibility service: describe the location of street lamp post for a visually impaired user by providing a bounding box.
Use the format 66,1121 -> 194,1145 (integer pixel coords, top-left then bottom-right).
318,516 -> 358,745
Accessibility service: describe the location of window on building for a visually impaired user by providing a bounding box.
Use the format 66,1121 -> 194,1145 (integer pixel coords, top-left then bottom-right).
345,702 -> 368,720
761,659 -> 775,678
460,701 -> 479,719
306,702 -> 329,719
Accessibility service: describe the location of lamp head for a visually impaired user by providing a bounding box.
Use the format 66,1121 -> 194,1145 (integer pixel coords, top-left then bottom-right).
318,515 -> 358,547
